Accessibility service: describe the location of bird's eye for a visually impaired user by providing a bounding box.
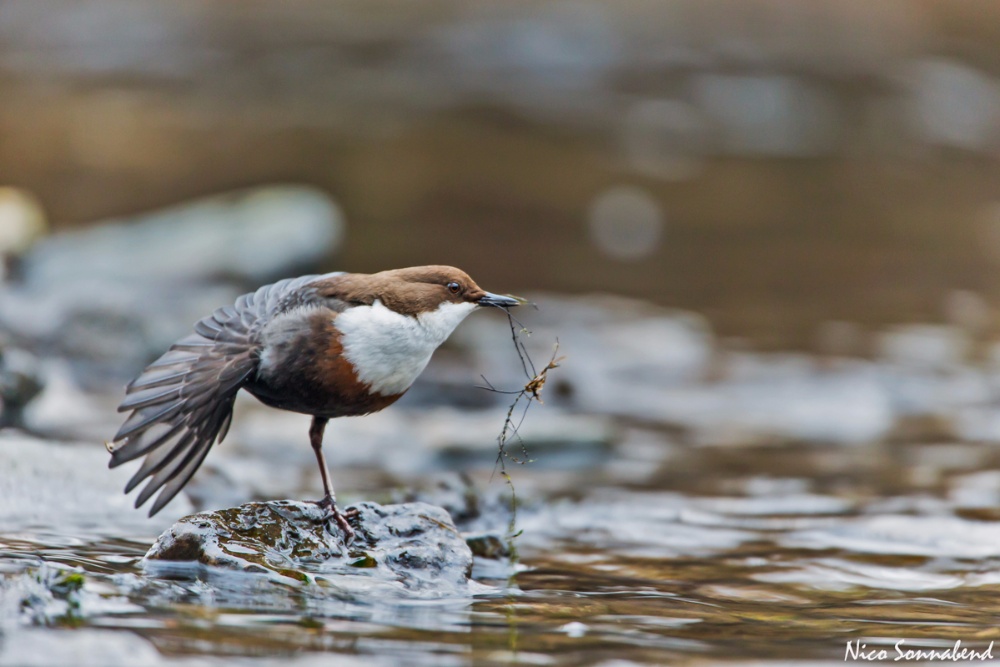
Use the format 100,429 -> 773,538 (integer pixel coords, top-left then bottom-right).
447,281 -> 461,294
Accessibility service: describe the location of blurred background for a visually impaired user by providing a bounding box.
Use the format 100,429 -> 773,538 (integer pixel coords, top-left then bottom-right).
5,0 -> 1000,348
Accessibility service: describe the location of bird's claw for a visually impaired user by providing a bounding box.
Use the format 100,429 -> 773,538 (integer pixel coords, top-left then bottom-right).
312,496 -> 357,542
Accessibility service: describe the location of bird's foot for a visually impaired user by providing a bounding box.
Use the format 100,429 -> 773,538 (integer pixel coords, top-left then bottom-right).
313,495 -> 357,541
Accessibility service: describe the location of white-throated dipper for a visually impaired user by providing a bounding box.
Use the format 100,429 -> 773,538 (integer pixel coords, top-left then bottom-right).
108,265 -> 519,538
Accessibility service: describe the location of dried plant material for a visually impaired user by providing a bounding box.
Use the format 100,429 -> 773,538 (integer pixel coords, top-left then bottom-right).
475,303 -> 562,553
523,352 -> 563,403
478,303 -> 563,495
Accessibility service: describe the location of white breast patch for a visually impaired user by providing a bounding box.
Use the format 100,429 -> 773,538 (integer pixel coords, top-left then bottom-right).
335,299 -> 477,396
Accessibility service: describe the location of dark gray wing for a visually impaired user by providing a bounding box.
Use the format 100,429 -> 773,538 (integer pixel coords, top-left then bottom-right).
109,272 -> 342,516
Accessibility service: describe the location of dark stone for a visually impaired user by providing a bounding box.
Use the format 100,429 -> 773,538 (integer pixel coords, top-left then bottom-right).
464,531 -> 511,559
144,500 -> 473,593
0,345 -> 43,428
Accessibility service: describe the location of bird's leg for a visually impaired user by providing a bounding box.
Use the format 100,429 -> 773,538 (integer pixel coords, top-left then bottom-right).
309,416 -> 356,540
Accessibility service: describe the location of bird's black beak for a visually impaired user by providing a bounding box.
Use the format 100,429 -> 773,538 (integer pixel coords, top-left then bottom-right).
477,292 -> 521,308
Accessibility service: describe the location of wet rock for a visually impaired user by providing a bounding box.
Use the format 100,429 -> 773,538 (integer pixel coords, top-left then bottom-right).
144,501 -> 474,594
391,474 -> 516,535
22,185 -> 343,288
464,531 -> 510,559
2,565 -> 90,627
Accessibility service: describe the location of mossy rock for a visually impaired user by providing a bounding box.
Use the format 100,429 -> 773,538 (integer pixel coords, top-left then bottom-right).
144,500 -> 472,593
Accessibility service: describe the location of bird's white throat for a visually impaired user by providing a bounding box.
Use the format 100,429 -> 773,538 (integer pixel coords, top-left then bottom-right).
336,299 -> 477,396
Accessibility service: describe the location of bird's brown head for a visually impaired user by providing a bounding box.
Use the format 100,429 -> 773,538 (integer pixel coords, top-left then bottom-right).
329,265 -> 519,317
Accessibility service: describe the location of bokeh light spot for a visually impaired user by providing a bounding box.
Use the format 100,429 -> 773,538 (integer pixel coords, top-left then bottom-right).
587,185 -> 664,261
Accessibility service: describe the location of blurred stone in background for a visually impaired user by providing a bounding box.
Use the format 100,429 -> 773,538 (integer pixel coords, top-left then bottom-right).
587,185 -> 664,260
22,185 -> 343,287
0,187 -> 47,281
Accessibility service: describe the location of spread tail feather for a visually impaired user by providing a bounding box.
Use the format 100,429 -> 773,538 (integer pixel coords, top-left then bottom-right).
109,310 -> 256,516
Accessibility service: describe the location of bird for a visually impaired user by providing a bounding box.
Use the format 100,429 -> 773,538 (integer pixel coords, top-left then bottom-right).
108,265 -> 520,538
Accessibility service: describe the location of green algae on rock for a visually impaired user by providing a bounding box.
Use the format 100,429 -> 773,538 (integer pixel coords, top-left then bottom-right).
143,500 -> 474,594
